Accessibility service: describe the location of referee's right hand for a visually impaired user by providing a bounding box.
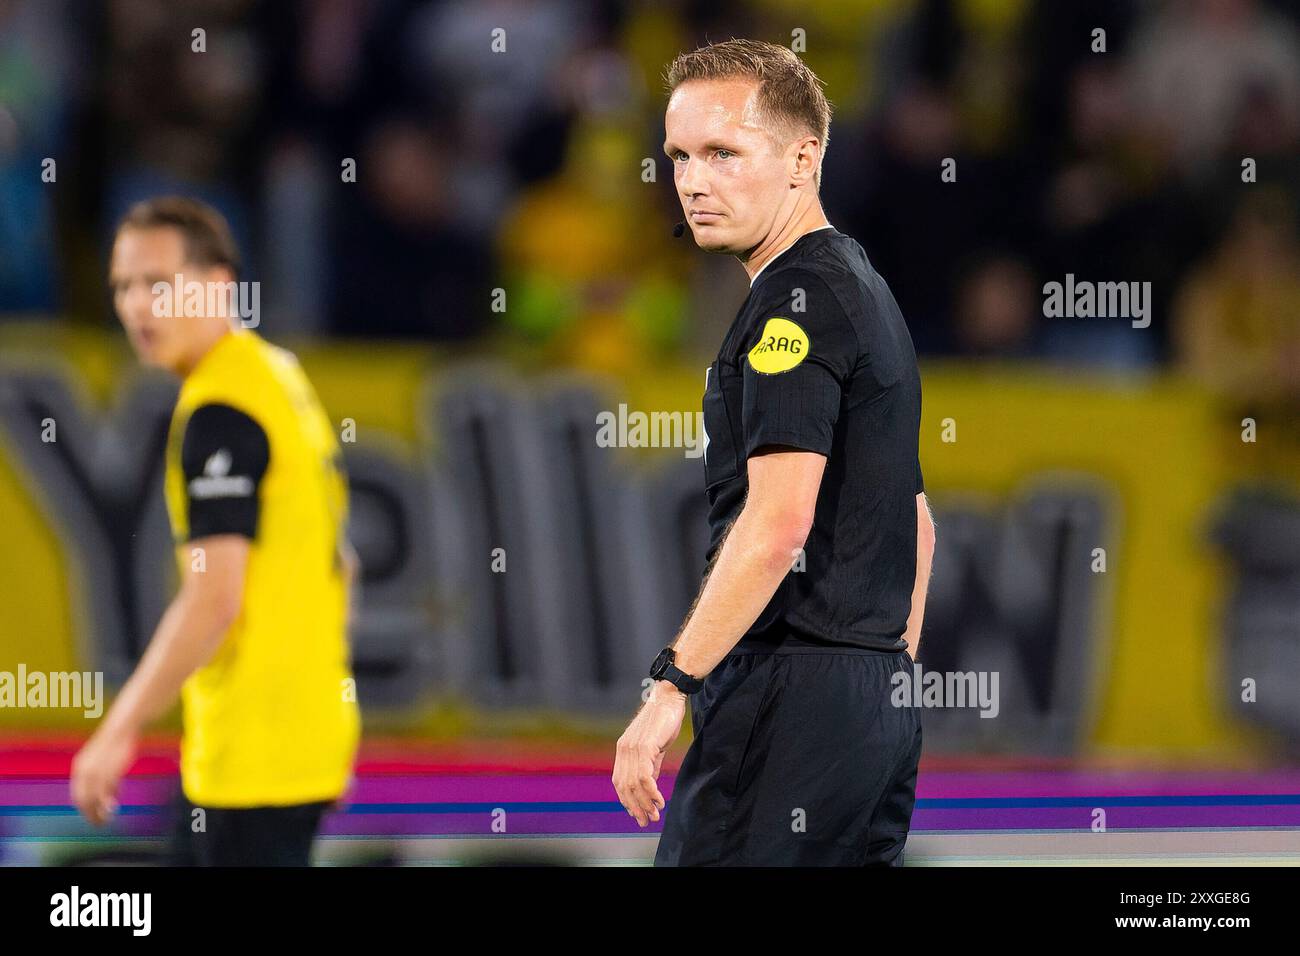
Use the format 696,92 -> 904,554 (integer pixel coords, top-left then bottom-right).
613,684 -> 685,827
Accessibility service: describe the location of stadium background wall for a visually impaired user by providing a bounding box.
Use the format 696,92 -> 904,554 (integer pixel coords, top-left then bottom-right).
0,323 -> 1295,760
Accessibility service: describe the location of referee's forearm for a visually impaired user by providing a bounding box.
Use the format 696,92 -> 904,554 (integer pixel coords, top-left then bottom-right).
670,506 -> 804,679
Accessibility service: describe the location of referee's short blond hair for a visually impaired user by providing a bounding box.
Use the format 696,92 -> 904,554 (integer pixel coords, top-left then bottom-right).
665,38 -> 832,188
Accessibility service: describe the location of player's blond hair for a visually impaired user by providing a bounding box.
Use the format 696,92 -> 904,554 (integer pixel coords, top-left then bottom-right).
116,196 -> 241,276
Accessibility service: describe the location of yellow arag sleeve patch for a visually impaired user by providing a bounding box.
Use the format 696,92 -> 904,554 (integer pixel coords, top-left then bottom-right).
747,317 -> 810,374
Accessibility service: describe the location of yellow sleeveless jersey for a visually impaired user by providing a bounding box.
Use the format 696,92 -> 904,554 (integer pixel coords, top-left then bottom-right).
163,328 -> 360,807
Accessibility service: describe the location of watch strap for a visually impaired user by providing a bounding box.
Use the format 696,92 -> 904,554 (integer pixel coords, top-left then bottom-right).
659,661 -> 704,695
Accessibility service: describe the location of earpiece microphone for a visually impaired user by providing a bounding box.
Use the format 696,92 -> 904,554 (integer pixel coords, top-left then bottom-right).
672,221 -> 686,238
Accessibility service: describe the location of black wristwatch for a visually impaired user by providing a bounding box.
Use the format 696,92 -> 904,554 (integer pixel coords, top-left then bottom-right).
649,646 -> 704,695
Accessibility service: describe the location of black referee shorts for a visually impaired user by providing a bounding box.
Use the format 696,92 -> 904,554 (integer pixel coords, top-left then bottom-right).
164,789 -> 333,866
654,644 -> 922,867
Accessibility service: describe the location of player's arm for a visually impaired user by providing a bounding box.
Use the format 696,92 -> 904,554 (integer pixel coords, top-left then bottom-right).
338,535 -> 361,633
71,537 -> 250,823
99,536 -> 248,736
71,403 -> 268,825
903,492 -> 936,660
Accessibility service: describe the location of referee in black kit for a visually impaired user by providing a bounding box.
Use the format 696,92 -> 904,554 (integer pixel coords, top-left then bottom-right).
612,39 -> 936,866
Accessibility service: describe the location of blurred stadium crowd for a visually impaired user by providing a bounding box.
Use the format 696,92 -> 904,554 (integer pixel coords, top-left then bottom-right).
1,0 -> 1298,406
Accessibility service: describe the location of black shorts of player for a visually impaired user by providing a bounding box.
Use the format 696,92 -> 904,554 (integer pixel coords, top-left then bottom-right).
164,789 -> 333,867
654,644 -> 922,867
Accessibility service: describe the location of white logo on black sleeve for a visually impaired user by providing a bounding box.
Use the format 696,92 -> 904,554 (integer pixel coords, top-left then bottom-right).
188,448 -> 253,499
204,449 -> 231,477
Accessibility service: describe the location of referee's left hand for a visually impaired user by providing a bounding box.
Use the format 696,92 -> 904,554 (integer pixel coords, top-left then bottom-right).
613,684 -> 685,827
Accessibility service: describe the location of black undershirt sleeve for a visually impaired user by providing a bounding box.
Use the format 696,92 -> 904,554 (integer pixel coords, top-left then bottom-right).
180,403 -> 270,541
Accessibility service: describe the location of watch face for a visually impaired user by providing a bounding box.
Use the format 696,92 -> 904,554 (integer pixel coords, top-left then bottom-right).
649,647 -> 673,679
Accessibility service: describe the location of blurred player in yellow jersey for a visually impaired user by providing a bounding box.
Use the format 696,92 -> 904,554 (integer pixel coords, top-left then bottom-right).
71,196 -> 361,865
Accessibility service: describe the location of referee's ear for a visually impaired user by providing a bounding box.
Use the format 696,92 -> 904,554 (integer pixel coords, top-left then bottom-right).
787,134 -> 822,190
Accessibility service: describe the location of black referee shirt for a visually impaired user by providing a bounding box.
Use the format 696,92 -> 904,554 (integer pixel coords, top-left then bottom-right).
701,226 -> 924,652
